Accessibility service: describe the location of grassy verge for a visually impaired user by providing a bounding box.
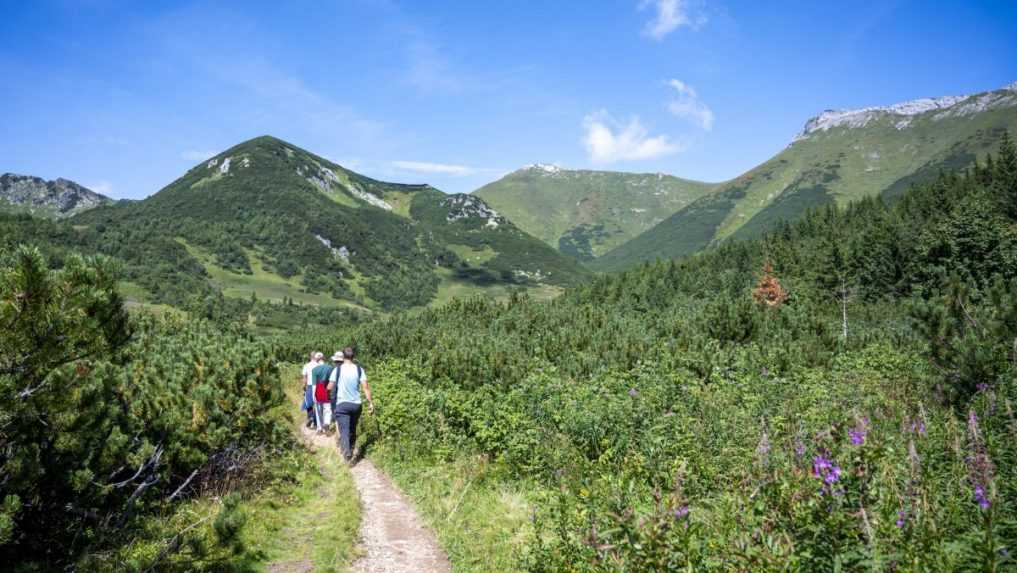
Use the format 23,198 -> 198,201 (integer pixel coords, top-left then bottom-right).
246,366 -> 361,571
368,443 -> 533,572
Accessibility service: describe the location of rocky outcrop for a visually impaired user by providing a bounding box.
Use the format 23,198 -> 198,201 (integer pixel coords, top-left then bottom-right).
0,173 -> 112,217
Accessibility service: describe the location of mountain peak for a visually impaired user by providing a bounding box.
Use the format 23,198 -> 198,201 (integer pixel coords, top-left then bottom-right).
793,81 -> 1017,142
521,163 -> 564,175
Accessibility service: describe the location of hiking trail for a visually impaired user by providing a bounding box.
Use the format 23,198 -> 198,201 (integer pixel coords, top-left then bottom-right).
277,426 -> 451,573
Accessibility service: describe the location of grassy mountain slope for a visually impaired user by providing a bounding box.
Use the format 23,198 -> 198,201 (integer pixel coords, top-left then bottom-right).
62,136 -> 589,310
594,82 -> 1017,271
0,173 -> 113,217
473,165 -> 717,261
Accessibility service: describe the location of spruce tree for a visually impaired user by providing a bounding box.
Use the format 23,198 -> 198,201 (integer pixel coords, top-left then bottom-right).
994,132 -> 1017,218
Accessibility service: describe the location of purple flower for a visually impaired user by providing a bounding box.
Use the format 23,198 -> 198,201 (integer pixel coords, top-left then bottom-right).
910,419 -> 926,436
812,455 -> 841,493
628,387 -> 638,397
896,510 -> 907,528
974,485 -> 991,510
966,409 -> 995,511
968,410 -> 980,438
849,428 -> 865,446
977,382 -> 989,393
672,505 -> 690,519
794,438 -> 806,458
849,416 -> 869,446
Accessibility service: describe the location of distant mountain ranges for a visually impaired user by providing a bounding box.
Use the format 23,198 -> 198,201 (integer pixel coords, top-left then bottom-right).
474,81 -> 1017,271
3,82 -> 1015,309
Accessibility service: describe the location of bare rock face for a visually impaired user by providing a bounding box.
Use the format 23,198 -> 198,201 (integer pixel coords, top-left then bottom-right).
0,173 -> 113,217
793,81 -> 1017,142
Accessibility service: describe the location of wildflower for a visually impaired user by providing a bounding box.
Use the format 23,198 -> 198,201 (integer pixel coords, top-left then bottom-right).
849,416 -> 869,446
672,505 -> 690,520
910,418 -> 926,436
896,510 -> 907,528
794,438 -> 806,458
974,485 -> 991,510
966,409 -> 995,512
813,454 -> 841,494
849,428 -> 865,446
977,382 -> 989,393
628,387 -> 638,397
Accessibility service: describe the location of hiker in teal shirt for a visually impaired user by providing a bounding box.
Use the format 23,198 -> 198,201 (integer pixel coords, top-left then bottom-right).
310,359 -> 334,433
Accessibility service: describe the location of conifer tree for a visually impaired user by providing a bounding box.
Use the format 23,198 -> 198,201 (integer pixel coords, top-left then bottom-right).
993,131 -> 1017,218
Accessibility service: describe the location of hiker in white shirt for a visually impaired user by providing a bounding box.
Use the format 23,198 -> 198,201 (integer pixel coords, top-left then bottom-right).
300,352 -> 323,428
327,347 -> 375,463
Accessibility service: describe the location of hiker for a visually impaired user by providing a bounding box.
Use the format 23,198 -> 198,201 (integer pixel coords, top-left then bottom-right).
300,352 -> 323,428
311,356 -> 335,433
327,347 -> 374,463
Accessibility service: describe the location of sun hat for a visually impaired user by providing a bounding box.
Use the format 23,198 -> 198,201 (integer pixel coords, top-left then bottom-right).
331,351 -> 344,362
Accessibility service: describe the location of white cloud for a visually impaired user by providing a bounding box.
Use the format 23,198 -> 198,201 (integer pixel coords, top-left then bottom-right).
391,160 -> 476,176
582,111 -> 682,164
640,0 -> 704,40
666,79 -> 714,130
88,181 -> 114,196
181,150 -> 217,162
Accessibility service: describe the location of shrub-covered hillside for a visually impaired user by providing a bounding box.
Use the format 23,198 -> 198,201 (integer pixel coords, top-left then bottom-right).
10,136 -> 588,312
297,137 -> 1017,571
0,248 -> 295,570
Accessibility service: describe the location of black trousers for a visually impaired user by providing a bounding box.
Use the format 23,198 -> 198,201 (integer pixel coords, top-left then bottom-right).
334,402 -> 362,460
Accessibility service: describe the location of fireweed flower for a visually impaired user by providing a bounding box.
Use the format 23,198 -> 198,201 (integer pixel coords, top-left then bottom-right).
794,437 -> 806,458
974,485 -> 991,510
813,455 -> 842,495
849,416 -> 869,446
910,418 -> 927,437
966,410 -> 995,511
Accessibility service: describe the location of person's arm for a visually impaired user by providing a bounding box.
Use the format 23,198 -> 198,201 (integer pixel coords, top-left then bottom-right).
361,372 -> 374,414
327,367 -> 337,391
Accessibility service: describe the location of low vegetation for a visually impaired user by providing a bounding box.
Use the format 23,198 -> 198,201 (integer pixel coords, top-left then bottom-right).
292,137 -> 1017,571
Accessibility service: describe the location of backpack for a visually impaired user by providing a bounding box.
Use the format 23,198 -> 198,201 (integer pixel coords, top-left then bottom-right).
331,364 -> 364,402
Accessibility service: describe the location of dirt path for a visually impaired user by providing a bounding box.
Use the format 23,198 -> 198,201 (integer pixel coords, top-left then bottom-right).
296,427 -> 451,573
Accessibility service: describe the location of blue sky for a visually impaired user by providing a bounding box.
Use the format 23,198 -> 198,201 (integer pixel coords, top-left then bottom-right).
2,0 -> 1016,198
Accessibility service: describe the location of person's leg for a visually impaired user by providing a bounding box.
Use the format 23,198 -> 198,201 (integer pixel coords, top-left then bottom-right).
304,386 -> 315,426
335,405 -> 352,460
348,405 -> 362,458
314,401 -> 325,432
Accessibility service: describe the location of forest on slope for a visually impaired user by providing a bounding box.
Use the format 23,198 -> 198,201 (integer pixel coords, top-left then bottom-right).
0,136 -> 588,322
